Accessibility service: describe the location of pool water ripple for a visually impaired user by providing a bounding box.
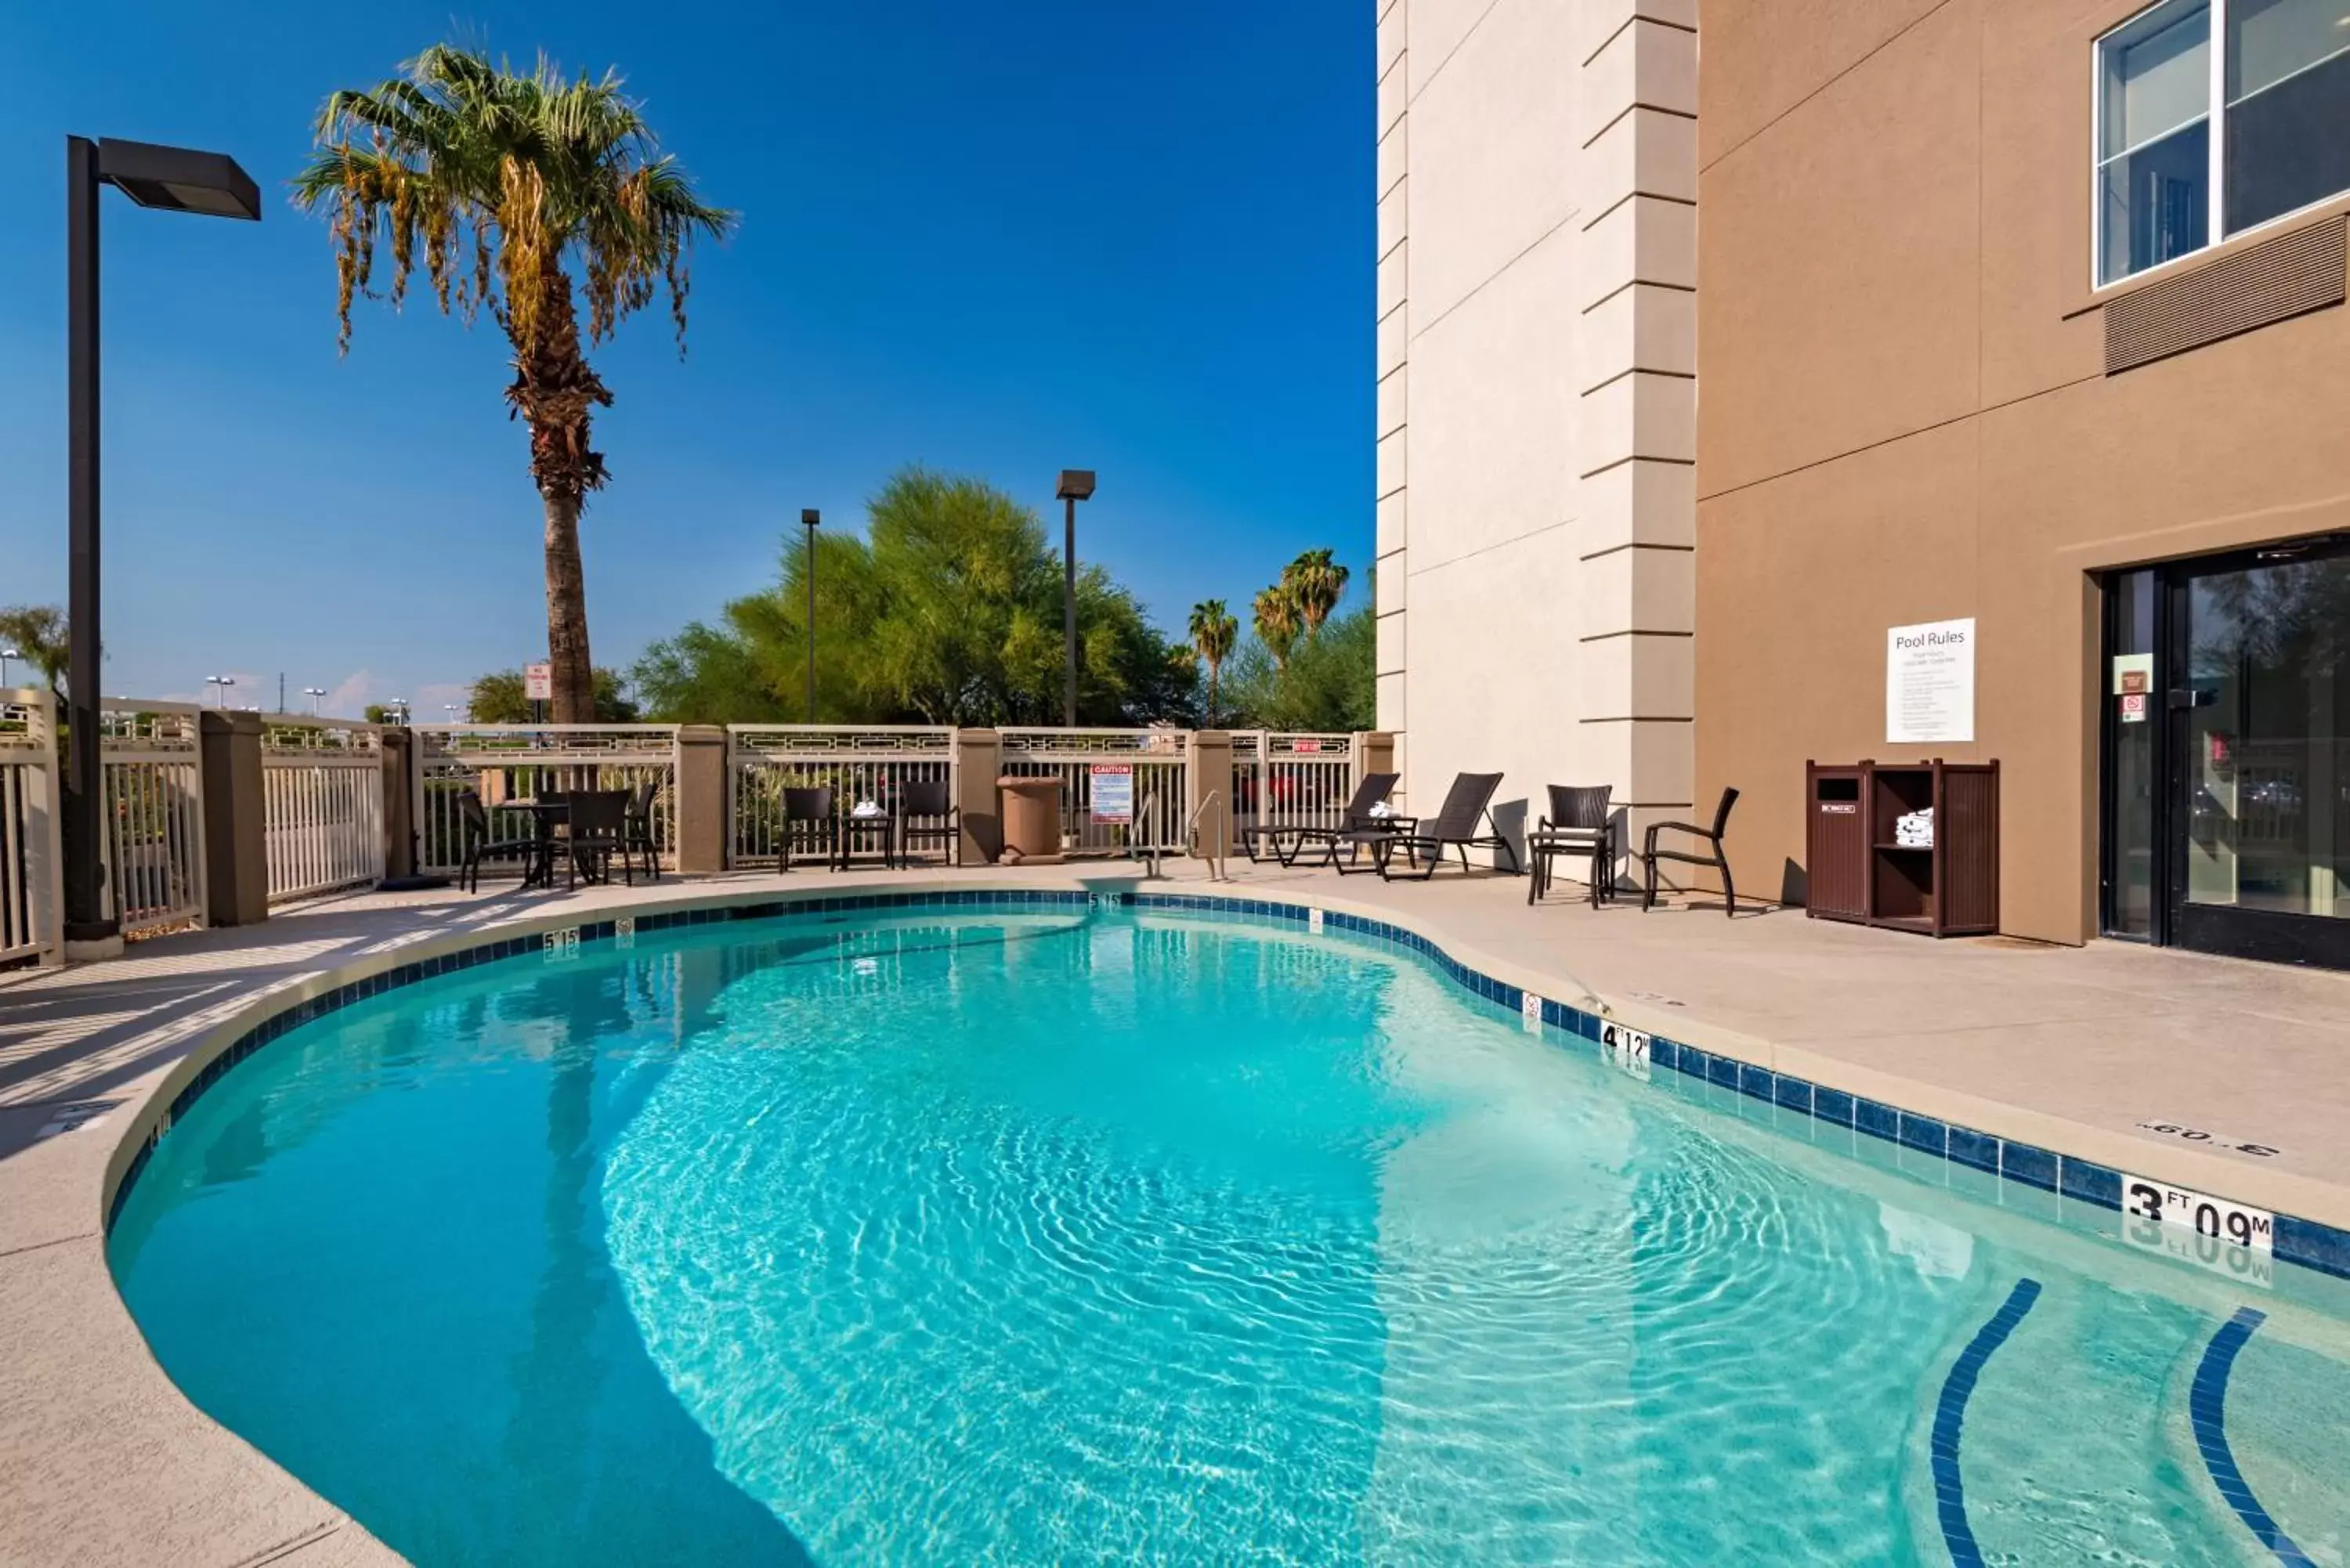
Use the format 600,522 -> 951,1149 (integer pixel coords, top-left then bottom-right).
109,909 -> 2350,1566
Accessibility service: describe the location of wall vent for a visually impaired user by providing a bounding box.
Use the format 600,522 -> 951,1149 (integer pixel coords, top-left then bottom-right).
2104,217 -> 2345,374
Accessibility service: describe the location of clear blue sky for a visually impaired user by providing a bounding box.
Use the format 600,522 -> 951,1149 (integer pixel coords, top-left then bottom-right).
0,2 -> 1371,716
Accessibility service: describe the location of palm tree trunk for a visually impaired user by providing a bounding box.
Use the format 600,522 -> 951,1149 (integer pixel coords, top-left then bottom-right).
506,265 -> 613,724
544,492 -> 594,723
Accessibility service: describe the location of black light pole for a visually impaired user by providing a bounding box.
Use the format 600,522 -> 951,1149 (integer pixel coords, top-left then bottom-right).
1055,471 -> 1095,726
62,135 -> 260,949
801,508 -> 820,723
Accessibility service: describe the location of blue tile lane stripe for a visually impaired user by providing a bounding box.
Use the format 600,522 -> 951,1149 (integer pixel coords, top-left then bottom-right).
2192,1307 -> 2316,1566
92,888 -> 2350,1286
1932,1277 -> 2042,1568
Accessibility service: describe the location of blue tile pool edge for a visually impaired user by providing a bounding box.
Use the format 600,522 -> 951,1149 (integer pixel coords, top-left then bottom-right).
96,886 -> 2350,1286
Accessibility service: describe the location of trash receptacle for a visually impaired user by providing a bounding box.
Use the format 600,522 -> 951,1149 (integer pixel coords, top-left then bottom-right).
996,775 -> 1065,865
1806,760 -> 1868,923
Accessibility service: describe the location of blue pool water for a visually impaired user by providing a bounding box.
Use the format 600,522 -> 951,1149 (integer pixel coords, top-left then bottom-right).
110,905 -> 2350,1565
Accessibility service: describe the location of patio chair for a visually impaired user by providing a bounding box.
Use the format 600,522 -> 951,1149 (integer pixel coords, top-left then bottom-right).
1640,786 -> 1741,917
779,786 -> 842,872
1250,771 -> 1391,869
1376,772 -> 1520,881
897,777 -> 962,867
1528,784 -> 1614,907
457,789 -> 550,894
563,789 -> 634,888
621,779 -> 662,883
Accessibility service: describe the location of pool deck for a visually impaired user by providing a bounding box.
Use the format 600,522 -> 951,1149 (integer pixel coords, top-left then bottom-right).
3,857 -> 2348,1564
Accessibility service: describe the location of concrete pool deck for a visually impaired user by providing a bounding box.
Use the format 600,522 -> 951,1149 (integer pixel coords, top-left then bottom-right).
2,857 -> 2347,1564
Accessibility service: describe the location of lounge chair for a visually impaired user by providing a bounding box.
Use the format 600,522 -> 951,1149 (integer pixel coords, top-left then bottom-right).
1253,771 -> 1401,869
1376,771 -> 1520,880
1640,786 -> 1740,916
898,777 -> 962,867
1528,784 -> 1614,907
457,789 -> 548,893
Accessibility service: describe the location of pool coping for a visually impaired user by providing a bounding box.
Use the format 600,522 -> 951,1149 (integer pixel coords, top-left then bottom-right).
99,878 -> 2350,1286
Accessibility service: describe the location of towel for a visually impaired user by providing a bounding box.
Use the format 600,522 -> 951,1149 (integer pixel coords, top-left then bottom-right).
1895,807 -> 1932,848
851,800 -> 885,819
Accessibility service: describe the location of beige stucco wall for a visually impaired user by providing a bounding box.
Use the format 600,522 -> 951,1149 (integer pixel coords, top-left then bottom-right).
1377,0 -> 1699,859
1693,0 -> 2350,941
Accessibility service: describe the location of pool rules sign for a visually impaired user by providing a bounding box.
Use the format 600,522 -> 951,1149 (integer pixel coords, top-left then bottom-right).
1885,618 -> 1975,744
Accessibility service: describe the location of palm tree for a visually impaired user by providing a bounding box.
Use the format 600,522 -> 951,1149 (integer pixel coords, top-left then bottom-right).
1253,585 -> 1300,671
293,45 -> 735,722
1188,599 -> 1238,724
1282,548 -> 1351,637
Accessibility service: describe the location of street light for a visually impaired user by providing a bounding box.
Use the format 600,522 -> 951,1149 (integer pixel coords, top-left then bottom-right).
1,649 -> 18,688
303,685 -> 327,715
1055,470 -> 1096,727
387,697 -> 410,725
62,135 -> 261,951
801,509 -> 820,723
204,674 -> 236,707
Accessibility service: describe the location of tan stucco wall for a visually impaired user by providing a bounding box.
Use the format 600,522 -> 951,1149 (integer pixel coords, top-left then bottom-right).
1693,0 -> 2350,943
1378,0 -> 1701,857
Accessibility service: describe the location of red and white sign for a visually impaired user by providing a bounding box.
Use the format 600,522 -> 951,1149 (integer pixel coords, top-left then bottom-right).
2120,692 -> 2147,724
1089,763 -> 1134,824
524,662 -> 554,702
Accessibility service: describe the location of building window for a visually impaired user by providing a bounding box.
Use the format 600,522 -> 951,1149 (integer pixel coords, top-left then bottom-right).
2096,0 -> 2350,285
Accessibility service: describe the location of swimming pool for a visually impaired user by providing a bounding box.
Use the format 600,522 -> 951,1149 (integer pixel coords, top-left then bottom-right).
109,897 -> 2350,1565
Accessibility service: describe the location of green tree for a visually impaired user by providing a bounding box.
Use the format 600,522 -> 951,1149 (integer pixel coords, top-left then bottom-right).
634,468 -> 1192,725
468,667 -> 639,722
0,605 -> 69,698
1282,547 -> 1350,636
293,45 -> 733,725
1221,602 -> 1375,733
1253,585 -> 1300,671
1188,599 -> 1238,724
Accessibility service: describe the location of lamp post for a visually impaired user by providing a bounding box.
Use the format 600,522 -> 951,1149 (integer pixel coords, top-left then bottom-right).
62,135 -> 260,952
303,685 -> 327,715
801,509 -> 819,724
1,649 -> 17,688
387,697 -> 410,725
204,674 -> 236,708
1054,471 -> 1096,726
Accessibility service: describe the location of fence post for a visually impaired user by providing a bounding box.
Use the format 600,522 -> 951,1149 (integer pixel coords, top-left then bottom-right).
25,692 -> 66,964
1358,732 -> 1394,786
674,725 -> 729,874
953,728 -> 1003,865
200,710 -> 269,927
1186,730 -> 1234,857
379,726 -> 417,880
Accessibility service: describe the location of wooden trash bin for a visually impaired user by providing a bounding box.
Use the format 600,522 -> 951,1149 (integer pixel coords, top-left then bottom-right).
1805,761 -> 1869,922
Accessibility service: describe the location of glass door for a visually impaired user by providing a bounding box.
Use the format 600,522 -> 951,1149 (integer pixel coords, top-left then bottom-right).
2167,540 -> 2350,965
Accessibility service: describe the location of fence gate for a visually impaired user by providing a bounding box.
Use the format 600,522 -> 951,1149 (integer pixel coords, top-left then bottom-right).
727,726 -> 956,868
998,728 -> 1191,854
262,719 -> 386,903
1230,732 -> 1361,842
1,691 -> 64,965
99,703 -> 208,935
413,725 -> 681,879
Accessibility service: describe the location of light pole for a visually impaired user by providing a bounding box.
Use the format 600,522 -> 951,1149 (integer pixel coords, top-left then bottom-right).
303,685 -> 327,715
1,649 -> 17,688
63,135 -> 260,950
204,674 -> 236,707
801,509 -> 820,723
388,697 -> 409,725
1055,471 -> 1096,726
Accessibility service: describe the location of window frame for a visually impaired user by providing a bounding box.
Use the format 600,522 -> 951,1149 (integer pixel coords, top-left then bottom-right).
2092,0 -> 2350,290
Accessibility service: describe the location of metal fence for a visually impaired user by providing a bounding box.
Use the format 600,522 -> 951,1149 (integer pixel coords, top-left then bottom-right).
999,728 -> 1191,854
1,690 -> 64,965
1230,732 -> 1361,840
728,726 -> 956,866
414,724 -> 680,879
262,717 -> 386,903
100,701 -> 207,934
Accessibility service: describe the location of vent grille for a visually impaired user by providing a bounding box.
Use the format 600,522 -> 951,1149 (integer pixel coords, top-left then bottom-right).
2105,218 -> 2345,374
